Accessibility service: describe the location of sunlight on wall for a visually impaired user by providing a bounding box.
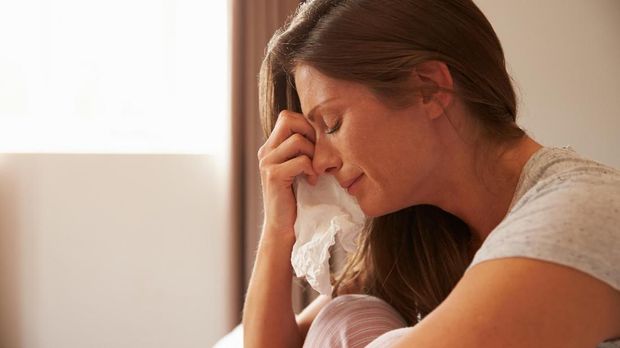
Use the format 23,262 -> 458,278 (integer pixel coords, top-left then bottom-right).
0,0 -> 229,154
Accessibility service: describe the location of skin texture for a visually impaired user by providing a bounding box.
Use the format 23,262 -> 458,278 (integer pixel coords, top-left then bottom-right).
293,61 -> 542,245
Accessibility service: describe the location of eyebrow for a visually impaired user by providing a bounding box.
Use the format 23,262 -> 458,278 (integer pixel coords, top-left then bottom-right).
305,97 -> 338,123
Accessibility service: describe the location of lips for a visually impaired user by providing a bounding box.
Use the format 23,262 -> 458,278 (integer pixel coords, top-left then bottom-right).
340,174 -> 363,189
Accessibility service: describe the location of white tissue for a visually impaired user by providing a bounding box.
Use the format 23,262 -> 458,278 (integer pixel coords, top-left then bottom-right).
291,175 -> 366,296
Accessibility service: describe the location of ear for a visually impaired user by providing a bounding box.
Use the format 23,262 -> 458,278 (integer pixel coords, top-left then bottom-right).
412,60 -> 454,120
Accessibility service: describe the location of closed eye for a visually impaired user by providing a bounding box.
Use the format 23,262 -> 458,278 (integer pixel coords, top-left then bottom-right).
325,120 -> 341,135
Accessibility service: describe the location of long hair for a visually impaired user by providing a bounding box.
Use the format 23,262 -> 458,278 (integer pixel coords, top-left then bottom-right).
258,0 -> 525,325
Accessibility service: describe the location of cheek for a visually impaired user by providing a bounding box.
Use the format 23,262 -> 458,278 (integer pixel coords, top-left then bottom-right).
351,145 -> 421,215
340,125 -> 402,185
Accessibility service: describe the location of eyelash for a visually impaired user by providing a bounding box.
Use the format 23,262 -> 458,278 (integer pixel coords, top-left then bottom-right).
325,120 -> 341,135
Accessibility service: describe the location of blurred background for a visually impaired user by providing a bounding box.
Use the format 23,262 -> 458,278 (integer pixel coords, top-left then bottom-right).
0,0 -> 618,347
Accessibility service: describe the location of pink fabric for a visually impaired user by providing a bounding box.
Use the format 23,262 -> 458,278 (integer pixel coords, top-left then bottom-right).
365,327 -> 410,348
303,294 -> 410,348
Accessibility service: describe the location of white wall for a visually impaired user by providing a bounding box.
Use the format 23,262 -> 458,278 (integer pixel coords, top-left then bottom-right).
0,154 -> 233,348
476,0 -> 620,167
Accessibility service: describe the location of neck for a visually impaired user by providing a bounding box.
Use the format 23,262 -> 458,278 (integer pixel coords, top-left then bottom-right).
428,135 -> 542,252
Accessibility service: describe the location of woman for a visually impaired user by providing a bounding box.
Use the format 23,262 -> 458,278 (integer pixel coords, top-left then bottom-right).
242,0 -> 620,347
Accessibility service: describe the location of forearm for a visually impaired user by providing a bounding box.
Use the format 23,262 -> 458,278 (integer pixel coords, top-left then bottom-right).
242,228 -> 302,348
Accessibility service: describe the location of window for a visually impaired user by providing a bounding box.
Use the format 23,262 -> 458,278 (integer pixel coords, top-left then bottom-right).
0,0 -> 230,154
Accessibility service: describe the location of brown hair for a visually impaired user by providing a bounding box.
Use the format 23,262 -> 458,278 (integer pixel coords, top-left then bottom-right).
258,0 -> 525,325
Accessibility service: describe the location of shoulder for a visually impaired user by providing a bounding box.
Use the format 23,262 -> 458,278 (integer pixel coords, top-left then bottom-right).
512,147 -> 620,214
469,156 -> 620,291
511,146 -> 620,210
485,160 -> 620,248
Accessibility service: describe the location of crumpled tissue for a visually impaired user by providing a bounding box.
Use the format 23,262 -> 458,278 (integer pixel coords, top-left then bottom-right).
291,174 -> 366,296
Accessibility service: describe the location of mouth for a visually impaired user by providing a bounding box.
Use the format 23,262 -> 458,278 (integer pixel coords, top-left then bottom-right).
341,174 -> 363,190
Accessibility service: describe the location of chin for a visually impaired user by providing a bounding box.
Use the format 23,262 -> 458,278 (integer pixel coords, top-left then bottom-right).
361,208 -> 381,218
359,202 -> 391,218
359,198 -> 409,218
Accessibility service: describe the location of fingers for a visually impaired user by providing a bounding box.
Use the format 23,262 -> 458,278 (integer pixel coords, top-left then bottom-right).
258,110 -> 319,186
260,133 -> 315,166
259,110 -> 316,157
260,138 -> 318,185
264,155 -> 317,186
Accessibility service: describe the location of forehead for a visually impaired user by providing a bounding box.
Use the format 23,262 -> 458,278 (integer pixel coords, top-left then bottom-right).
293,64 -> 368,117
293,65 -> 340,98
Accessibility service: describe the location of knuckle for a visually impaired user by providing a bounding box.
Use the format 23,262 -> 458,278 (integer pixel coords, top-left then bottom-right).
298,154 -> 311,164
257,145 -> 264,159
281,109 -> 299,118
261,166 -> 272,179
278,110 -> 292,122
291,133 -> 305,143
265,167 -> 279,182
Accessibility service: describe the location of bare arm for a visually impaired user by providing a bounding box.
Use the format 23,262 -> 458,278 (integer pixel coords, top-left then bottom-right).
242,231 -> 302,348
242,110 -> 319,348
391,258 -> 620,348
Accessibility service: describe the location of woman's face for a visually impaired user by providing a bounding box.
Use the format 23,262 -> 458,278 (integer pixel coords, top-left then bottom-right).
293,64 -> 444,217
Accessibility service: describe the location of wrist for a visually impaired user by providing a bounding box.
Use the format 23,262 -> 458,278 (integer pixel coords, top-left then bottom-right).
260,224 -> 296,247
254,234 -> 296,278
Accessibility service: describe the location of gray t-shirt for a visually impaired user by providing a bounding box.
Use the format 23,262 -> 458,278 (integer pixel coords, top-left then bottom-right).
467,146 -> 620,347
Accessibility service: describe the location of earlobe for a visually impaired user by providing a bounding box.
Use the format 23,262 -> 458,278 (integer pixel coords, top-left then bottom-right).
412,60 -> 454,120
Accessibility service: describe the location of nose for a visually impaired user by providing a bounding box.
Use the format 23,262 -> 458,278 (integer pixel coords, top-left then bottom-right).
312,139 -> 341,175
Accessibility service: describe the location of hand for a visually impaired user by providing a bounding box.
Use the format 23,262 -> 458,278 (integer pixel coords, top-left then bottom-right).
257,110 -> 318,242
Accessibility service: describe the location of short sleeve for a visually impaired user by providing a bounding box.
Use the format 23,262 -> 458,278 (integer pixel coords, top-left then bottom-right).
467,170 -> 620,291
